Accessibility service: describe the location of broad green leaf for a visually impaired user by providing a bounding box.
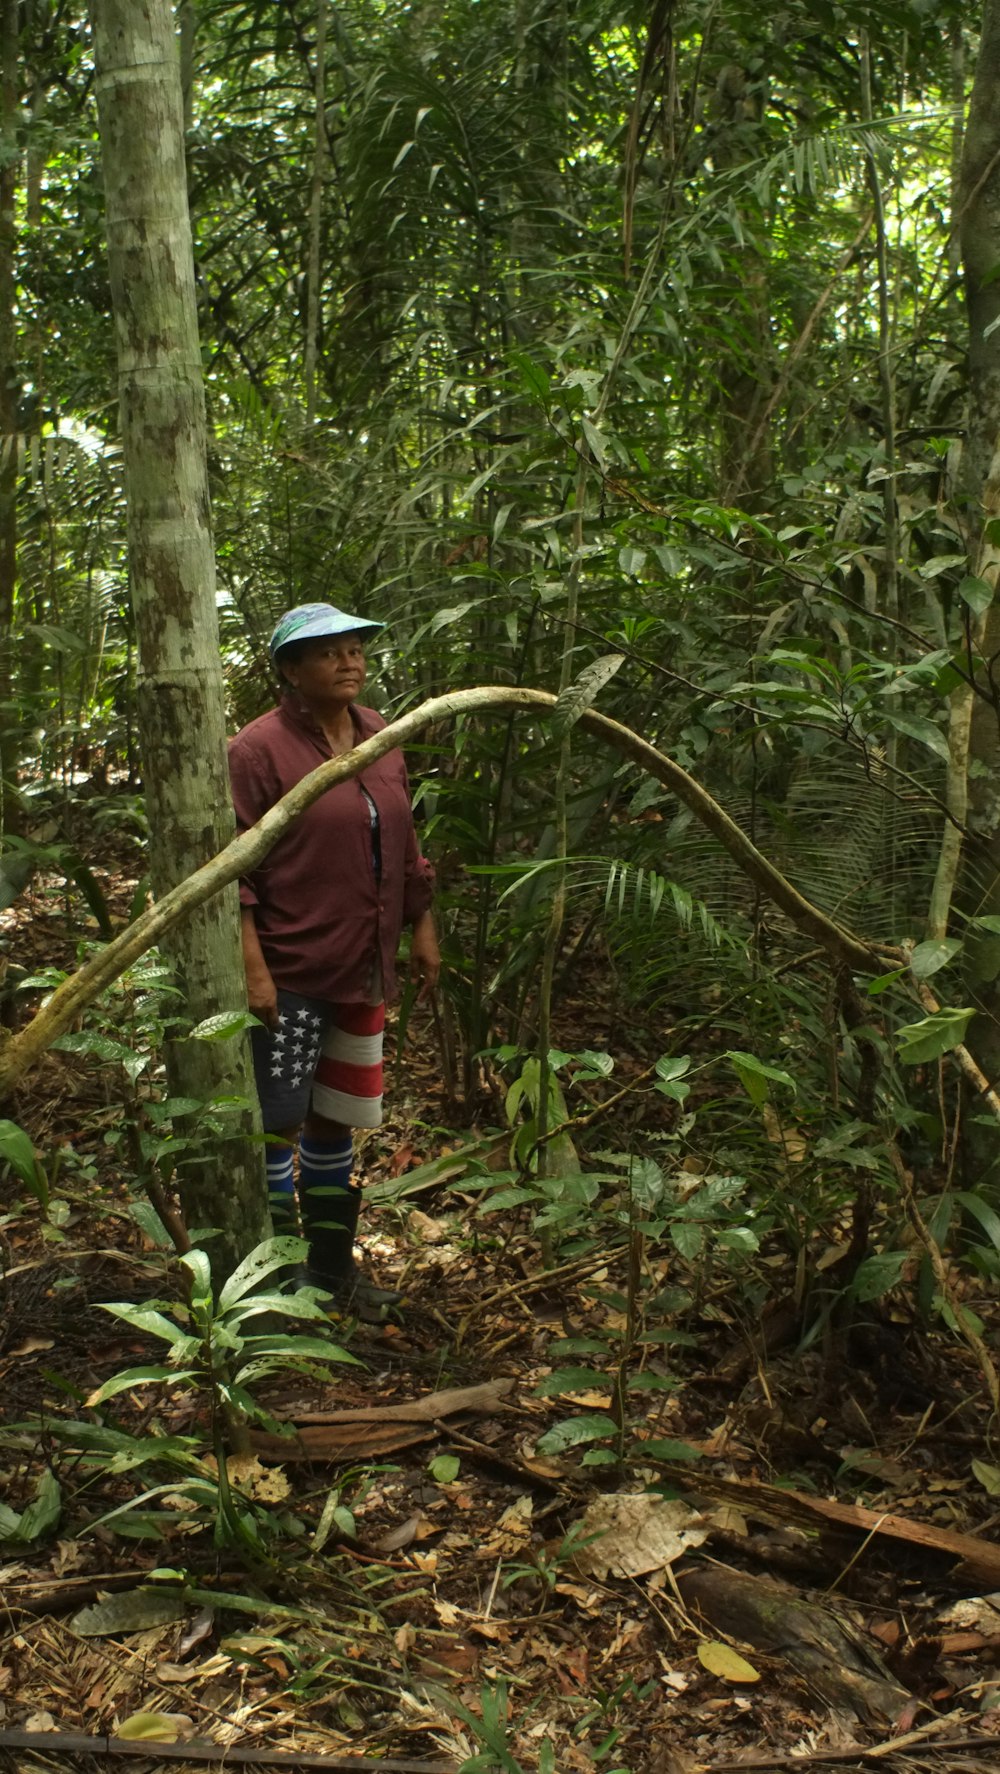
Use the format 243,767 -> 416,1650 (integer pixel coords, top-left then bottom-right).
970,915 -> 1000,935
851,1251 -> 908,1302
536,1413 -> 612,1454
880,710 -> 950,763
627,1371 -> 677,1392
671,1220 -> 704,1259
580,413 -> 607,467
896,1006 -> 975,1065
534,1367 -> 609,1398
643,1438 -> 703,1462
429,1455 -> 460,1483
618,545 -> 646,577
552,653 -> 625,738
955,1190 -> 1000,1254
972,1458 -> 1000,1497
937,1295 -> 985,1337
909,938 -> 961,979
958,574 -> 994,614
866,968 -> 907,995
725,1049 -> 796,1107
51,1030 -> 132,1062
2,1470 -> 60,1543
226,1286 -> 327,1323
0,1501 -> 23,1537
87,1366 -> 198,1406
573,1049 -> 614,1078
217,1237 -> 305,1312
476,1186 -> 540,1213
181,1248 -> 212,1306
98,1303 -> 188,1344
0,1118 -> 45,1198
717,1225 -> 760,1254
918,553 -> 967,579
238,1333 -> 355,1362
656,1054 -> 692,1083
190,1010 -> 260,1041
429,600 -> 477,637
629,1156 -> 666,1210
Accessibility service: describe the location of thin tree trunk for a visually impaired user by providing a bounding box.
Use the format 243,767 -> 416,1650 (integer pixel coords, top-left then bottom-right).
955,0 -> 1000,1107
90,0 -> 268,1276
859,32 -> 900,637
304,0 -> 327,427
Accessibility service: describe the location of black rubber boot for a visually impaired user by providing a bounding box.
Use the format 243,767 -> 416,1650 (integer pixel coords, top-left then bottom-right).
303,1184 -> 402,1323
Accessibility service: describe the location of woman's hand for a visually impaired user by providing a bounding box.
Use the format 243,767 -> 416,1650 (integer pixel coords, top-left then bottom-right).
409,911 -> 441,1002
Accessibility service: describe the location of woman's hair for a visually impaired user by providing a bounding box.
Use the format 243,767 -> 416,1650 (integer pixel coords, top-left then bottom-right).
274,638 -> 310,669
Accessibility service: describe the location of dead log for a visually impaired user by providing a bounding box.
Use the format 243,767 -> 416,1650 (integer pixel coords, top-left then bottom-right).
678,1564 -> 908,1723
663,1466 -> 1000,1593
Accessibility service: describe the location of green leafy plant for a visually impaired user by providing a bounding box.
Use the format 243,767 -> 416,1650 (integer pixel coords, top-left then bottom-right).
28,1238 -> 357,1554
0,1116 -> 49,1210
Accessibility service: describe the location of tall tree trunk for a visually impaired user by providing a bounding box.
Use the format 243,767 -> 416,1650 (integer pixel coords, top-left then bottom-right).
303,0 -> 327,427
0,0 -> 20,838
90,0 -> 268,1273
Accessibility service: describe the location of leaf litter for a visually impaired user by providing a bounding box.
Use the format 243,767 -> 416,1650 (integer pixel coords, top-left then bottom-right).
5,864 -> 1000,1770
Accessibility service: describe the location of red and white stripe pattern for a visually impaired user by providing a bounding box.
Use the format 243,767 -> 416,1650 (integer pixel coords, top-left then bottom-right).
313,1000 -> 386,1127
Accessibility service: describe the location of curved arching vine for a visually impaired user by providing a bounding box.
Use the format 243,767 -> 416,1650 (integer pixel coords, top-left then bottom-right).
0,684 -> 899,1098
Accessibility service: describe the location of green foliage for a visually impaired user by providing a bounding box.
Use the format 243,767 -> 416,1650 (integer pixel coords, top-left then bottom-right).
13,1239 -> 359,1555
0,1117 -> 48,1208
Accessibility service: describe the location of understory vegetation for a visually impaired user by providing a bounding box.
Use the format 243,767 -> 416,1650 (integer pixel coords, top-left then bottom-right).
4,1 -> 1000,1769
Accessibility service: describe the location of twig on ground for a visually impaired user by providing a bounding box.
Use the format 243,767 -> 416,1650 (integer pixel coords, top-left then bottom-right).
0,1733 -> 455,1772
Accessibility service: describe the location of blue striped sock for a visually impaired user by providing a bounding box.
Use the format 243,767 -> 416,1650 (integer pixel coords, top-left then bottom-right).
266,1140 -> 297,1231
299,1134 -> 354,1227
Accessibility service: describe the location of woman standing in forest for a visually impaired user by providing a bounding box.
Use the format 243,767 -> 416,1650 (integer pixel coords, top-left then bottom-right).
228,603 -> 440,1320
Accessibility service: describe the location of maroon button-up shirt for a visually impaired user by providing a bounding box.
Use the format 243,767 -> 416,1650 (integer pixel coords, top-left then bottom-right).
228,696 -> 434,1003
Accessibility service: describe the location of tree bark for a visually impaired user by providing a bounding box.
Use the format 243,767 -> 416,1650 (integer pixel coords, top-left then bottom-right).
0,0 -> 20,838
954,0 -> 1000,1110
89,0 -> 268,1274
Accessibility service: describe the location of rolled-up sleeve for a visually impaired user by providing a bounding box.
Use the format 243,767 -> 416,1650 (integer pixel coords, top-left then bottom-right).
228,736 -> 267,909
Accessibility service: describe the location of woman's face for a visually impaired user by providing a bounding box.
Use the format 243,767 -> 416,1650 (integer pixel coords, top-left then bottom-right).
280,632 -> 368,710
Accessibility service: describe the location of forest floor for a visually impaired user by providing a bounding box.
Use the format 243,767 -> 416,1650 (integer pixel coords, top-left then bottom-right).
3,849 -> 1000,1774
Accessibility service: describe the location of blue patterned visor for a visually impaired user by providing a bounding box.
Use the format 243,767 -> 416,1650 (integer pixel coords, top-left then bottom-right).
269,602 -> 384,658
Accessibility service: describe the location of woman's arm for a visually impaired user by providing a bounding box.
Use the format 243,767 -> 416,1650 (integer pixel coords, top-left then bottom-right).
408,908 -> 441,1001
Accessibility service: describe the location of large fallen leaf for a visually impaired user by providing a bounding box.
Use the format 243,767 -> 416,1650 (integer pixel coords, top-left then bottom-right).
252,1379 -> 514,1463
571,1493 -> 707,1579
71,1588 -> 189,1637
696,1639 -> 760,1683
115,1713 -> 195,1741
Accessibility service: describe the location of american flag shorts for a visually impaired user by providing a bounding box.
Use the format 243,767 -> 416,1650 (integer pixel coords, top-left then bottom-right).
250,989 -> 385,1131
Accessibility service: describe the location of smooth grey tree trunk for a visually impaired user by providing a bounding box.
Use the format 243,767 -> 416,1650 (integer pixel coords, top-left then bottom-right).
954,0 -> 1000,1128
90,0 -> 268,1271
